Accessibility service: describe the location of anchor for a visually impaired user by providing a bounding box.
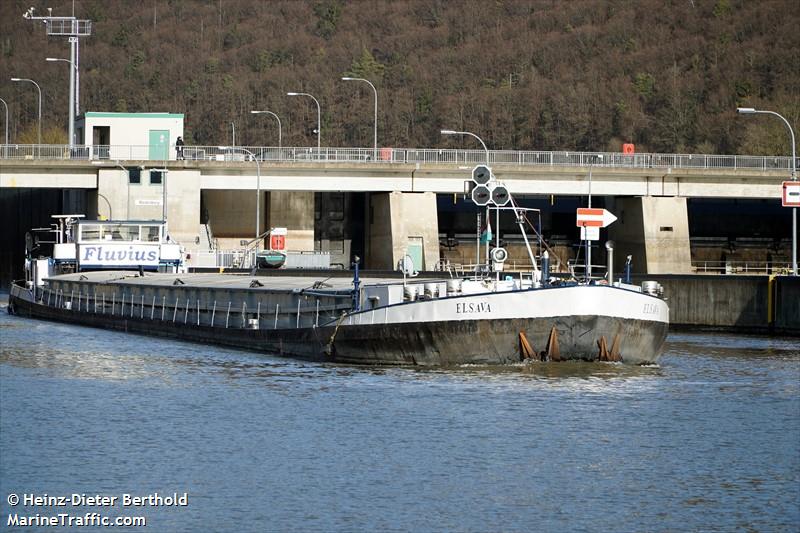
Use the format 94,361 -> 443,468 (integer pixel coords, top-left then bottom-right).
519,331 -> 536,361
545,326 -> 560,361
597,336 -> 609,361
598,333 -> 622,362
609,333 -> 622,362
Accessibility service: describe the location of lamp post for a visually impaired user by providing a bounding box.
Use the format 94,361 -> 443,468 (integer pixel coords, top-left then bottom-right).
342,77 -> 378,159
287,92 -> 321,151
46,57 -> 76,146
11,77 -> 42,146
441,129 -> 491,268
250,110 -> 282,151
220,146 -> 261,240
0,97 -> 8,145
737,107 -> 797,276
586,154 -> 604,281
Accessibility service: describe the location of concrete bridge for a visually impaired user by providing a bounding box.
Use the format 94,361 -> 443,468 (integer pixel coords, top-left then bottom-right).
0,144 -> 793,275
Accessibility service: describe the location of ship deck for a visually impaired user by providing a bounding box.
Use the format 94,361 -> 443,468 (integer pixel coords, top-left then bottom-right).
46,270 -> 446,293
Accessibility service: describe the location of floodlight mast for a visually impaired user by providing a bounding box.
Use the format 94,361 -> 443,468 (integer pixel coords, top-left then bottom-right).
24,6 -> 92,147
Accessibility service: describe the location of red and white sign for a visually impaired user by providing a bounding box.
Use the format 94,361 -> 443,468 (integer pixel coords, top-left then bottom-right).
576,208 -> 617,228
270,227 -> 288,250
783,181 -> 800,207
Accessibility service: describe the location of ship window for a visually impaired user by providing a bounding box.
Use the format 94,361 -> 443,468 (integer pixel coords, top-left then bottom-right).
104,224 -> 139,241
150,171 -> 163,185
142,225 -> 161,242
128,168 -> 141,184
80,225 -> 101,241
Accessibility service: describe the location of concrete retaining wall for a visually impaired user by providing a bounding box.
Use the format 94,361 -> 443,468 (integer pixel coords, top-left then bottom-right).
632,274 -> 798,334
774,276 -> 800,334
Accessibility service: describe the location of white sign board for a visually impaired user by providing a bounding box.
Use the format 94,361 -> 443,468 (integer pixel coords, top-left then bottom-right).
580,226 -> 600,241
783,181 -> 800,207
135,198 -> 163,206
78,244 -> 160,267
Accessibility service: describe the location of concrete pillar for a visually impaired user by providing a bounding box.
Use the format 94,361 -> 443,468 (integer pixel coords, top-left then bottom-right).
609,196 -> 692,274
367,191 -> 440,270
95,167 -> 202,252
268,191 -> 314,252
165,170 -> 202,250
95,168 -> 130,221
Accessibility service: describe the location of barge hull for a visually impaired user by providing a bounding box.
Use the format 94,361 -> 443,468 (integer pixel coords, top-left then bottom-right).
10,290 -> 666,365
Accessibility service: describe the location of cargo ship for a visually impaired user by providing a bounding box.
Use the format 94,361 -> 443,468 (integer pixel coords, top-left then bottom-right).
8,213 -> 669,366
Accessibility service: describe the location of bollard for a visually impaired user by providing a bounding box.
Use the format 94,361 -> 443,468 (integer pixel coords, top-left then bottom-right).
605,240 -> 615,285
541,251 -> 550,287
624,255 -> 632,284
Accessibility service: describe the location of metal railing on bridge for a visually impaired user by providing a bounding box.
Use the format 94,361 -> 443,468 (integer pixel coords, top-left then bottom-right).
0,143 -> 793,172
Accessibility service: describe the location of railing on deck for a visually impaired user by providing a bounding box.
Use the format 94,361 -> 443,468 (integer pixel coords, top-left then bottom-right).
0,143 -> 793,171
31,284 -> 348,330
691,261 -> 793,275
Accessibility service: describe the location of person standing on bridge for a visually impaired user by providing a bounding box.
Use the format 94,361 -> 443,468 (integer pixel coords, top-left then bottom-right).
175,136 -> 185,160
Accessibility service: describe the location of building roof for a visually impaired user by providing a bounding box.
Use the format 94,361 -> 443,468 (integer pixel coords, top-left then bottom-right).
81,112 -> 184,119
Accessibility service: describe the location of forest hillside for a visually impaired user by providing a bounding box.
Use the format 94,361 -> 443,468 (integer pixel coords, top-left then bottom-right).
0,0 -> 798,155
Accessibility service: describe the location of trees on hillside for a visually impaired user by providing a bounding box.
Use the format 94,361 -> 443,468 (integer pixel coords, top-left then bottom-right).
0,0 -> 796,155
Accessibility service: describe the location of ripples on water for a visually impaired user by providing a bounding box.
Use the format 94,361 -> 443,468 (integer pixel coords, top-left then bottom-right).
1,311 -> 798,532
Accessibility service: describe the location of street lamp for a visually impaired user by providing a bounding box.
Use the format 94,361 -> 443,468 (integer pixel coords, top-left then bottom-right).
441,129 -> 489,164
737,107 -> 797,276
250,110 -> 282,151
11,77 -> 42,146
0,97 -> 8,145
287,92 -> 321,151
220,146 -> 261,240
342,77 -> 378,159
46,57 -> 77,146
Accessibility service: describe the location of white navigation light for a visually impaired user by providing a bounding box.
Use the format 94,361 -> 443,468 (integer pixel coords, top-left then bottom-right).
472,164 -> 492,185
491,247 -> 508,263
471,185 -> 491,206
491,184 -> 510,206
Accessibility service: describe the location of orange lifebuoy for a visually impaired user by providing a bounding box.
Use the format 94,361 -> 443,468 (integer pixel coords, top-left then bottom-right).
623,143 -> 635,154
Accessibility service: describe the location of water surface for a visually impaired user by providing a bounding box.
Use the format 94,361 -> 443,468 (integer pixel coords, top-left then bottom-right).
1,311 -> 798,531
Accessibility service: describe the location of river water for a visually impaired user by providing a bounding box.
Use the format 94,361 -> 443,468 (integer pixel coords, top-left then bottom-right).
1,310 -> 798,532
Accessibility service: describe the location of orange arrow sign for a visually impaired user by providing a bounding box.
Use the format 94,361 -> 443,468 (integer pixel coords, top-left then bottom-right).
576,208 -> 617,228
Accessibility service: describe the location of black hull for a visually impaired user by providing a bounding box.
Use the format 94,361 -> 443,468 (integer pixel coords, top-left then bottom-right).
9,292 -> 667,366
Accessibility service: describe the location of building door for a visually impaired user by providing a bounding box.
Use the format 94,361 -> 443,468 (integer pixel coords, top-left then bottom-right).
148,130 -> 170,160
92,126 -> 110,159
407,236 -> 424,271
